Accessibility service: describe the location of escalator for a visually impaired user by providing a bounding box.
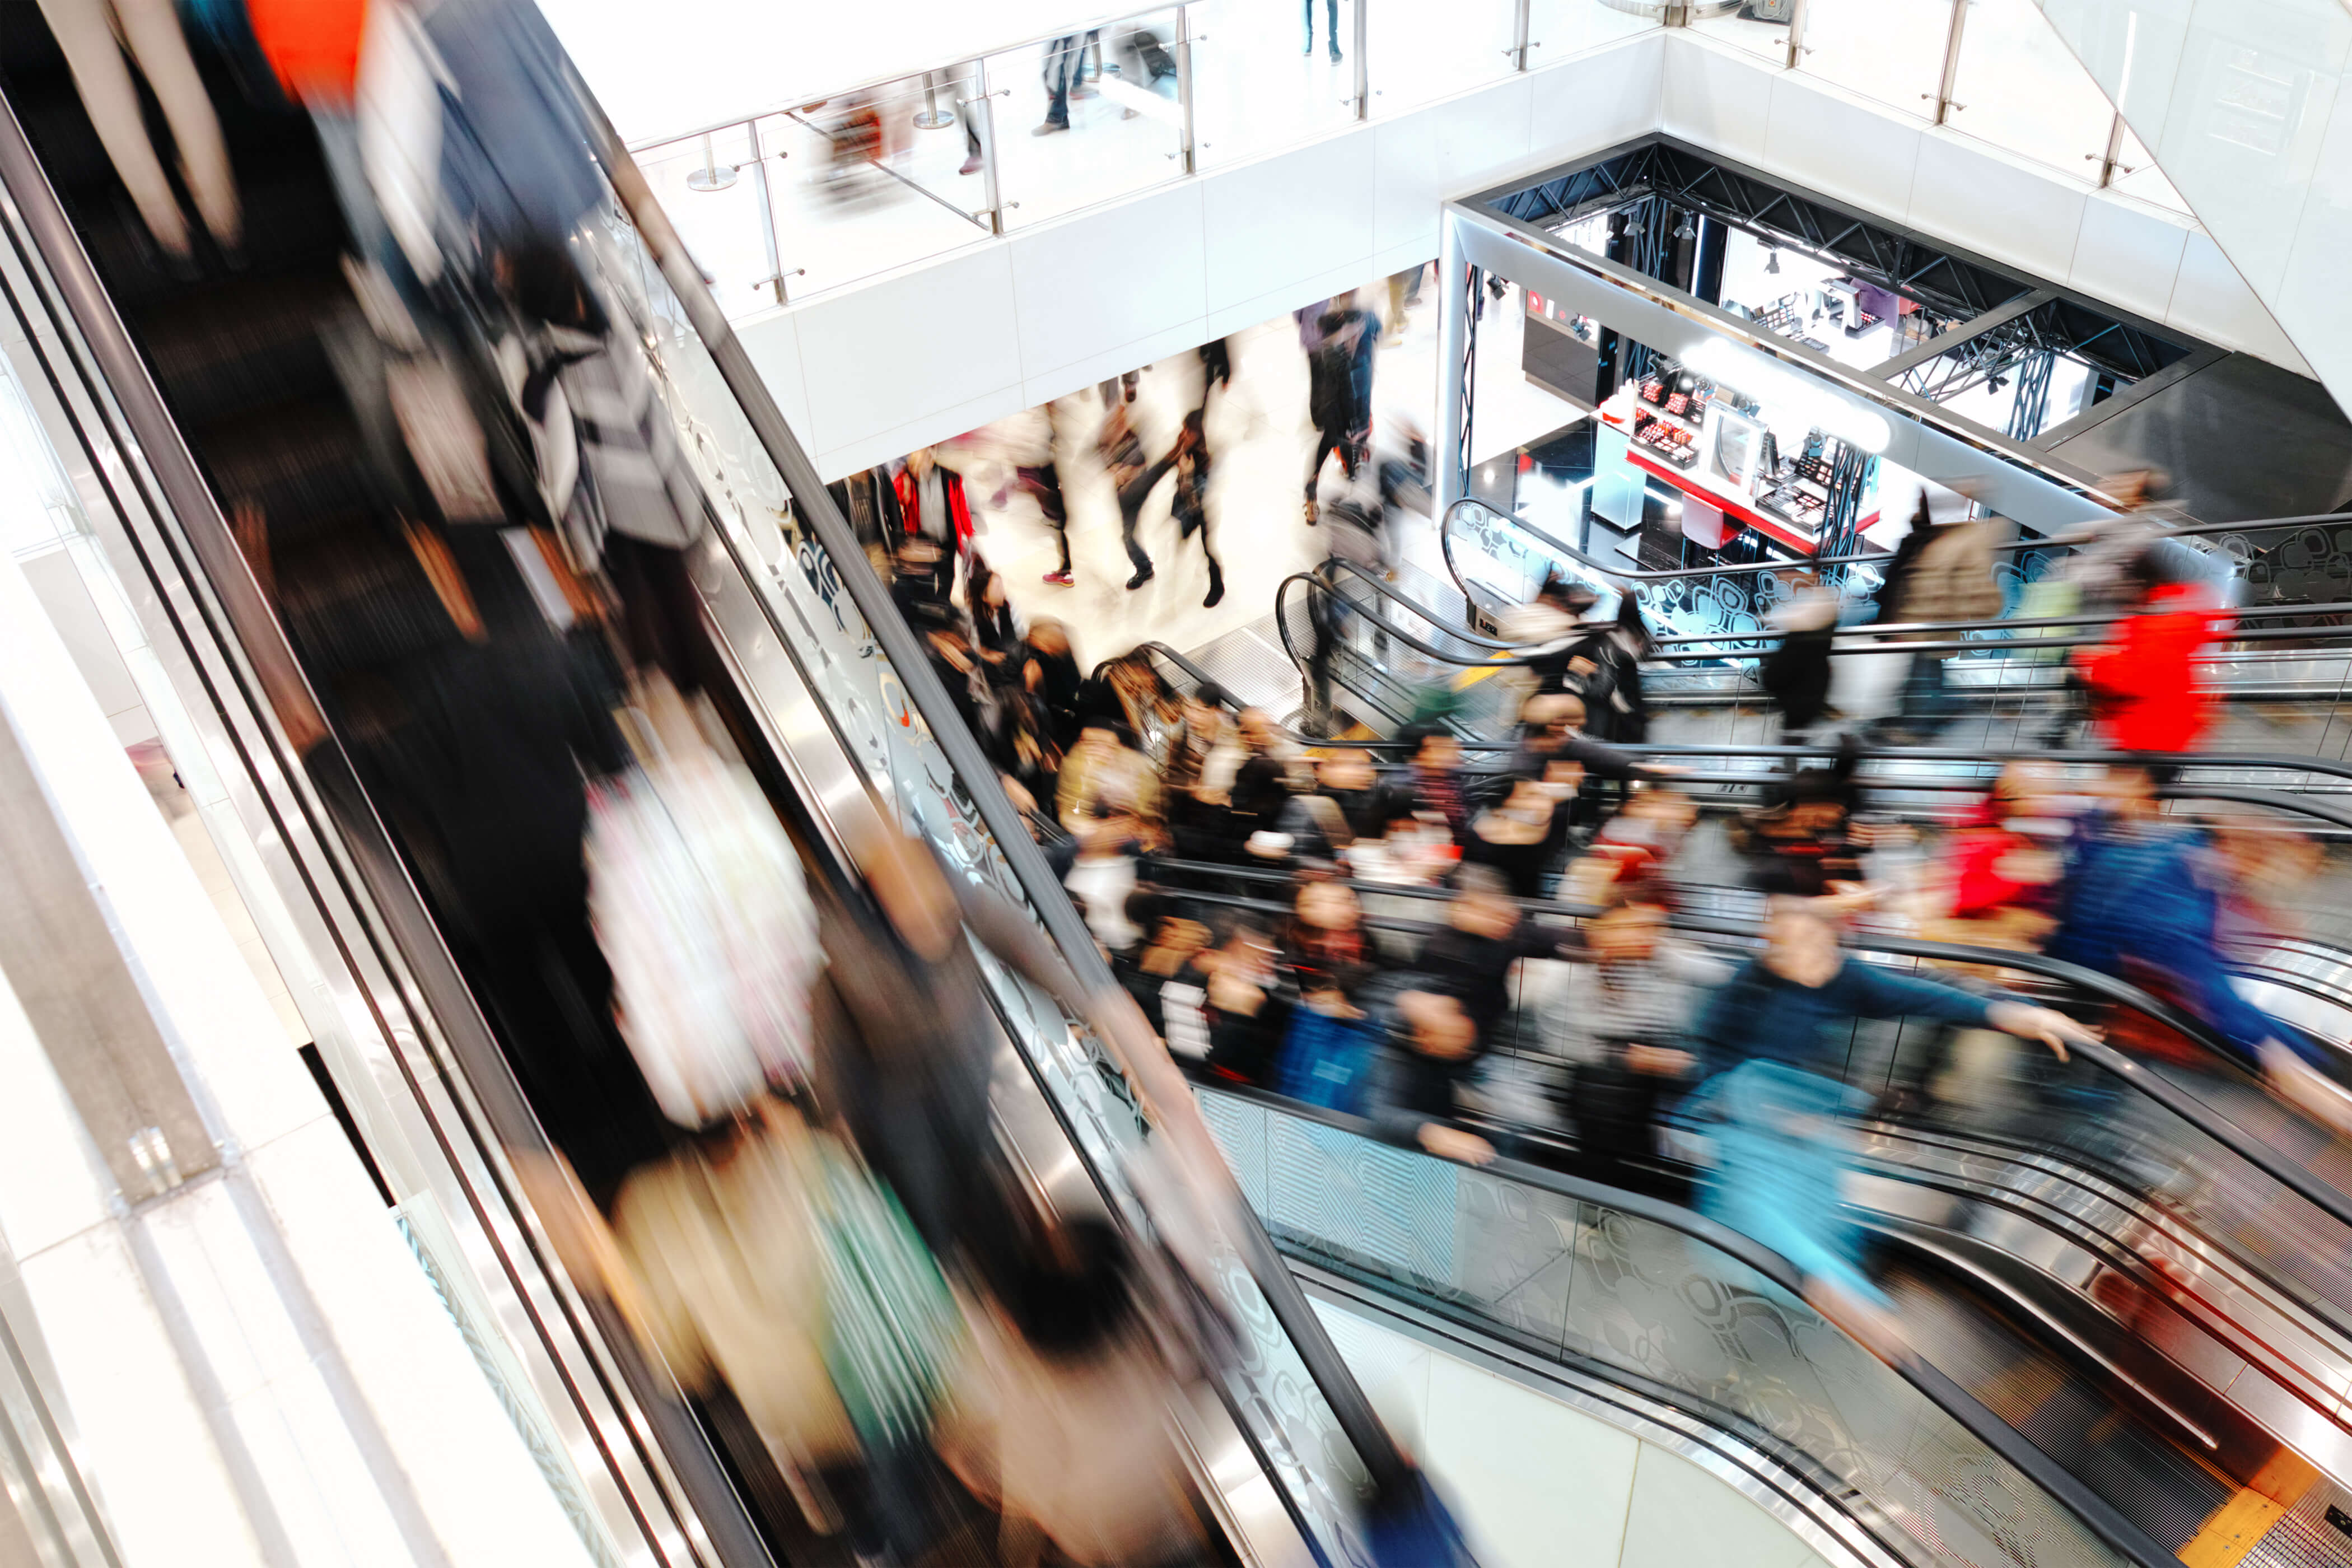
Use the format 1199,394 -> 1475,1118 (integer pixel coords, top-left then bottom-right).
0,9 -> 2329,1568
1434,496 -> 2352,761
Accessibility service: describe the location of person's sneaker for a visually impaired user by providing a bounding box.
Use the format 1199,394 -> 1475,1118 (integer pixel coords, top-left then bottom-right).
1042,568 -> 1075,586
1033,120 -> 1068,136
1301,39 -> 1313,54
1203,572 -> 1226,608
959,153 -> 983,174
1330,47 -> 1343,63
1126,564 -> 1155,590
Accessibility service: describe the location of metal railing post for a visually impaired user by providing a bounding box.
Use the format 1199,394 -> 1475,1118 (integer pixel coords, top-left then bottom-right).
1930,0 -> 1968,123
2092,110 -> 2127,187
972,56 -> 1007,235
745,118 -> 793,305
1351,0 -> 1369,118
1174,4 -> 1197,175
1785,0 -> 1809,71
1511,0 -> 1532,71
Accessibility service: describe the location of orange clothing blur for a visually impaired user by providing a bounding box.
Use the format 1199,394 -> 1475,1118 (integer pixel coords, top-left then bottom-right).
2077,582 -> 2228,754
249,0 -> 366,105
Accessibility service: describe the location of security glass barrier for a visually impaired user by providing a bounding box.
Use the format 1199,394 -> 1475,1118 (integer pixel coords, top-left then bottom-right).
1943,0 -> 2119,181
987,14 -> 1189,231
1198,1085 -> 2136,1568
623,1 -> 1665,312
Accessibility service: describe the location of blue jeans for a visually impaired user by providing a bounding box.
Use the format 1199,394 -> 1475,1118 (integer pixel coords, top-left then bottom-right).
1042,35 -> 1081,125
1304,0 -> 1340,53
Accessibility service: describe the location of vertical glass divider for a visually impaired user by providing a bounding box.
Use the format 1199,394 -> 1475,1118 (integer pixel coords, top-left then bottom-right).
1352,0 -> 1370,118
1933,0 -> 1969,123
746,118 -> 789,305
973,57 -> 1007,235
1175,5 -> 1197,175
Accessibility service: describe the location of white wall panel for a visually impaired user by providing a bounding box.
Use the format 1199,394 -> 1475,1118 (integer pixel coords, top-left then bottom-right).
1009,182 -> 1208,385
1907,133 -> 2089,283
1660,31 -> 1774,153
1202,129 -> 1380,311
1761,73 -> 1922,221
1020,314 -> 1212,411
1527,30 -> 1664,156
2152,0 -> 2350,301
1372,77 -> 1536,256
2272,84 -> 2352,382
2036,0 -> 2192,134
788,243 -> 1023,456
2167,230 -> 2309,372
735,309 -> 813,458
811,380 -> 1030,483
2066,192 -> 2191,323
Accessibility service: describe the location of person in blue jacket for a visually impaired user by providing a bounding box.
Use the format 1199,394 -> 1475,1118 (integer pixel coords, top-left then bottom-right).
1684,900 -> 2097,1343
2047,774 -> 2352,1133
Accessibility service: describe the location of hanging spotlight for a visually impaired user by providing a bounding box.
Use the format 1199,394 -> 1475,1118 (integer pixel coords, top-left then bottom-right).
1673,213 -> 1696,241
1764,248 -> 1781,275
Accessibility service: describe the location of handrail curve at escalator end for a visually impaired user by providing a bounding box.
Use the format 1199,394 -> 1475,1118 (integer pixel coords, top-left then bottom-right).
1197,1077 -> 2181,1568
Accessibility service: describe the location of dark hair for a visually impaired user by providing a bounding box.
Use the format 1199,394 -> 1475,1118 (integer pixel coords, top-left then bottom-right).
2123,545 -> 2174,598
1452,863 -> 1513,901
1124,885 -> 1172,938
1191,681 -> 1228,710
1000,1217 -> 1137,1356
1612,594 -> 1655,655
1398,722 -> 1452,762
1232,754 -> 1292,822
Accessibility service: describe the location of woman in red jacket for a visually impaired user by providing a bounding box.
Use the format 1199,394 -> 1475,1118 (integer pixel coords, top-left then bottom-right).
2076,550 -> 2230,760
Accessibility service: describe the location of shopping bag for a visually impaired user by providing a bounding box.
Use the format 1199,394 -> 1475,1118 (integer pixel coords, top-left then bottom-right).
811,1140 -> 963,1453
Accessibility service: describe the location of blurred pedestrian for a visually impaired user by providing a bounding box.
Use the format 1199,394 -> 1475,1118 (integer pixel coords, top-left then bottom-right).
1543,895 -> 1724,1175
2076,547 -> 2230,767
1878,487 -> 2001,743
1761,574 -> 1838,744
1170,408 -> 1224,606
1370,723 -> 1471,844
1303,291 -> 1376,524
1097,400 -> 1165,590
1035,34 -> 1082,134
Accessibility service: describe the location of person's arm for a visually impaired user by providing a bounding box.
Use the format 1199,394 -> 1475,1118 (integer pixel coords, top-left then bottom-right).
1564,734 -> 1678,782
1840,963 -> 2092,1060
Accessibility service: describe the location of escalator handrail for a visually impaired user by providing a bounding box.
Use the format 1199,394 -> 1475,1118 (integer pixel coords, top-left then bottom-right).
1197,1076 -> 2182,1568
0,69 -> 774,1567
570,78 -> 1421,1505
1646,600 -> 2352,648
1144,857 -> 2352,1238
1301,558 -> 2352,668
1441,494 -> 2345,586
1617,740 -> 2352,788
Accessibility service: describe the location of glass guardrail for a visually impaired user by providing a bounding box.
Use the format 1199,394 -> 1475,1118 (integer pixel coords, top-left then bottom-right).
619,0 -> 1662,313
1198,1082 -> 2147,1568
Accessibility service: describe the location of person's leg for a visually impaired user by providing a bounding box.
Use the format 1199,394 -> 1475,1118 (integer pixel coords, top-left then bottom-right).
1326,0 -> 1342,60
1118,457 -> 1168,586
37,0 -> 190,254
1194,504 -> 1224,606
1301,0 -> 1314,52
1038,36 -> 1073,129
114,0 -> 237,247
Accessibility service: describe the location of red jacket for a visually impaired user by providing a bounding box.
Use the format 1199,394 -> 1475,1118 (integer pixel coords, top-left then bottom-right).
2077,584 -> 2228,754
892,465 -> 972,553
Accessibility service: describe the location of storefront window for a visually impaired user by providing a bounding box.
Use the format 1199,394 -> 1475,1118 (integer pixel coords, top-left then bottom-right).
988,16 -> 1187,231
1944,0 -> 2117,183
1797,0 -> 1955,124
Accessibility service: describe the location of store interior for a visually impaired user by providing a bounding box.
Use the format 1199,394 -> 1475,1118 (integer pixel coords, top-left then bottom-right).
1479,145 -> 2200,581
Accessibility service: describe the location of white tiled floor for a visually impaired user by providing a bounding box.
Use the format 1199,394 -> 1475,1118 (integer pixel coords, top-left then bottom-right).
942,275 -> 1578,676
